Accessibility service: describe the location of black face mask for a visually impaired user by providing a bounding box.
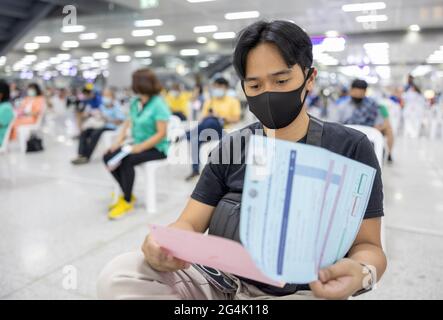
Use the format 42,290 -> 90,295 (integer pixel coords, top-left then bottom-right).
244,68 -> 314,129
351,97 -> 364,105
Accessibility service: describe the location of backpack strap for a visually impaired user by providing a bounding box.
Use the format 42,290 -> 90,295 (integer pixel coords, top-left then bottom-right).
305,116 -> 324,147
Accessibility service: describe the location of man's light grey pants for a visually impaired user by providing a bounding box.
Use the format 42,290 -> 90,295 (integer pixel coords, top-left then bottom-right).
97,252 -> 318,300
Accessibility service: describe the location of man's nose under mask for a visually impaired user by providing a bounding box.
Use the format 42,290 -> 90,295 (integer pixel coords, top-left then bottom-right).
244,69 -> 313,129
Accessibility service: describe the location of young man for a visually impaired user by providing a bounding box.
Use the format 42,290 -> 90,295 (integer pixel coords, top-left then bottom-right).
98,20 -> 386,300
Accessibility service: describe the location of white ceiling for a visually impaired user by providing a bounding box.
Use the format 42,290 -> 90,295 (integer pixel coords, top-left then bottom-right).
2,0 -> 443,83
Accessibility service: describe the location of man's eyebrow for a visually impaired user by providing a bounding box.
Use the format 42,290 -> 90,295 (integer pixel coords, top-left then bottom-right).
244,69 -> 293,81
270,69 -> 292,76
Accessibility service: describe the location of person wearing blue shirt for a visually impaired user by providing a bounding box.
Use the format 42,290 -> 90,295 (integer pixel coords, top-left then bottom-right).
330,79 -> 384,127
72,88 -> 125,164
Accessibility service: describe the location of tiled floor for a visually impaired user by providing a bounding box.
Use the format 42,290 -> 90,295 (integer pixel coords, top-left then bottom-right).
1,113 -> 442,299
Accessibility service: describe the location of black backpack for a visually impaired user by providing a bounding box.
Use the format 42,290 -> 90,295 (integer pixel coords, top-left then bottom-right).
26,134 -> 44,152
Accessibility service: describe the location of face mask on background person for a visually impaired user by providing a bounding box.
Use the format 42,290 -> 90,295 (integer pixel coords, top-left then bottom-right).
27,89 -> 37,97
102,96 -> 112,106
244,68 -> 314,129
351,97 -> 364,105
211,88 -> 225,98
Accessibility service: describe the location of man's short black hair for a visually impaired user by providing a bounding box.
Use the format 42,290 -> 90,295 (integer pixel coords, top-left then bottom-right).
0,80 -> 10,102
213,77 -> 229,87
351,79 -> 368,90
233,20 -> 313,80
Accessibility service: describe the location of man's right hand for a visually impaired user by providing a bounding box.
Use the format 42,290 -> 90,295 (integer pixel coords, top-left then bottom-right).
142,234 -> 190,272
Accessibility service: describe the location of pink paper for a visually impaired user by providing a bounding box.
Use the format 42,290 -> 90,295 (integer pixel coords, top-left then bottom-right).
149,224 -> 283,287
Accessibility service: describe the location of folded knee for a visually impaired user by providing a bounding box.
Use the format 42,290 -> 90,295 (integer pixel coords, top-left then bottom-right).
97,252 -> 143,299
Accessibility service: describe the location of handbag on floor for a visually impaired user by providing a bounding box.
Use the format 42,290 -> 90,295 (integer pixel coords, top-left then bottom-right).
26,133 -> 44,152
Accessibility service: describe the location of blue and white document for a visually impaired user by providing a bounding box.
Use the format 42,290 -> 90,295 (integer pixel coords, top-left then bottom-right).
240,135 -> 376,284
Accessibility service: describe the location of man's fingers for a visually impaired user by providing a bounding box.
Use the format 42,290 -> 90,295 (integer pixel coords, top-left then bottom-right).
309,280 -> 347,300
319,259 -> 350,282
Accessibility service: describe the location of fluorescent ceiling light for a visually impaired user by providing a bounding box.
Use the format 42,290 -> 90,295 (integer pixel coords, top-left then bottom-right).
23,55 -> 37,62
145,39 -> 157,46
180,49 -> 200,56
199,61 -> 209,68
93,52 -> 109,59
34,36 -> 51,43
325,30 -> 339,38
321,37 -> 346,52
156,35 -> 176,42
193,25 -> 218,33
134,50 -> 152,58
134,19 -> 163,27
187,0 -> 216,2
62,41 -> 79,48
141,58 -> 152,65
342,2 -> 386,12
49,57 -> 61,64
115,55 -> 131,62
409,24 -> 421,32
356,15 -> 388,23
106,38 -> 124,45
225,11 -> 260,20
197,37 -> 208,44
131,29 -> 154,37
213,32 -> 236,39
61,25 -> 85,33
101,42 -> 111,49
81,56 -> 94,63
57,54 -> 71,60
24,43 -> 39,50
79,33 -> 98,40
411,65 -> 431,77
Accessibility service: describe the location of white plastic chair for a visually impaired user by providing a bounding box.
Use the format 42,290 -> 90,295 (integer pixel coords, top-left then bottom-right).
0,112 -> 16,154
380,98 -> 401,136
17,103 -> 46,153
113,115 -> 186,214
345,125 -> 387,252
429,105 -> 443,140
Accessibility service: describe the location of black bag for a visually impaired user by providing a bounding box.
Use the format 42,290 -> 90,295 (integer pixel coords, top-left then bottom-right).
26,134 -> 44,152
208,192 -> 242,243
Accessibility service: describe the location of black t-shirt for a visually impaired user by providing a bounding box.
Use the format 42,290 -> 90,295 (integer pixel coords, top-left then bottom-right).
191,120 -> 384,295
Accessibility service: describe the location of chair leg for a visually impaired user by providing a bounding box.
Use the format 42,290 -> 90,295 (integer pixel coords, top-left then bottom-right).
145,165 -> 157,214
18,128 -> 30,153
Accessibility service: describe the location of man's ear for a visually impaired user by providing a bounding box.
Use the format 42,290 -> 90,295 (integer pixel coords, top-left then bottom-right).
306,68 -> 317,92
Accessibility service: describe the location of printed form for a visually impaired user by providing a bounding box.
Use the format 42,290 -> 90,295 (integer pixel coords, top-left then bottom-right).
240,135 -> 376,284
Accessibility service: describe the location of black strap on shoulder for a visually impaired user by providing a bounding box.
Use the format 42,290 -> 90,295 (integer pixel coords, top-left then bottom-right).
305,116 -> 324,147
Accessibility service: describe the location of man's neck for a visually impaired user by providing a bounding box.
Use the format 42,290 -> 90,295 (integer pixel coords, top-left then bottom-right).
264,109 -> 310,143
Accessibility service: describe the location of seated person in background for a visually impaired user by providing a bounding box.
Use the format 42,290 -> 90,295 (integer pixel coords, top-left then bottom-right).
331,79 -> 394,162
75,85 -> 102,137
71,88 -> 126,165
164,83 -> 191,121
103,68 -> 171,220
330,79 -> 384,128
0,80 -> 14,146
10,83 -> 45,140
184,77 -> 241,181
